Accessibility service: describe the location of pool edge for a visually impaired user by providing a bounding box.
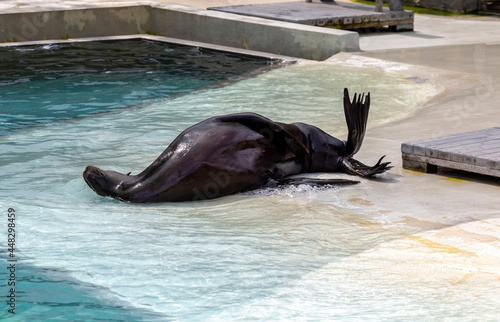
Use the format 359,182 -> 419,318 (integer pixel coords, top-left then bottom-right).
0,3 -> 360,61
0,34 -> 299,65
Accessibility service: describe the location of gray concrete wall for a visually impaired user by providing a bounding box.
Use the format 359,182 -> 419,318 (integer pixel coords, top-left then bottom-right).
0,6 -> 153,42
151,4 -> 359,60
0,3 -> 359,60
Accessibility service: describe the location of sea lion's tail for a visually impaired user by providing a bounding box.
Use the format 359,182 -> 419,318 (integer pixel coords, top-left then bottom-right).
343,88 -> 370,157
341,88 -> 392,177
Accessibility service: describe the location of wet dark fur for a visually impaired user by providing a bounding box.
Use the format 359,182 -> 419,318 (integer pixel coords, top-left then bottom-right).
83,88 -> 391,202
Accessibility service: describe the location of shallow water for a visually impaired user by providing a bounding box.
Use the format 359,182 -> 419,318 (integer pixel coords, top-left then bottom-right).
3,48 -> 498,321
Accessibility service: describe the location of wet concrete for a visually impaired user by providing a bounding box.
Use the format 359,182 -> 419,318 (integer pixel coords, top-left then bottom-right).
326,40 -> 500,268
2,0 -> 500,306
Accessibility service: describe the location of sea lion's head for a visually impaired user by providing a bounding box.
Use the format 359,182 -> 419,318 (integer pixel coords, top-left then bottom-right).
83,166 -> 133,201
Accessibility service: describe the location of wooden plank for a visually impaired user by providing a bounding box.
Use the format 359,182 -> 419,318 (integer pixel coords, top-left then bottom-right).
433,139 -> 500,164
476,152 -> 500,169
209,2 -> 414,30
403,127 -> 500,151
402,153 -> 438,173
431,133 -> 500,150
477,150 -> 500,158
427,133 -> 500,151
402,128 -> 500,153
401,128 -> 500,178
403,153 -> 500,177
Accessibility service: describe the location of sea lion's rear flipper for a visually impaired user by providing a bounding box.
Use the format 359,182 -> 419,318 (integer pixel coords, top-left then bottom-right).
343,88 -> 370,157
276,177 -> 359,186
216,113 -> 309,155
342,89 -> 392,177
341,155 -> 393,178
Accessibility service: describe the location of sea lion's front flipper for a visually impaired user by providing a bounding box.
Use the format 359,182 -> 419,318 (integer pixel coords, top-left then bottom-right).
276,177 -> 359,187
215,113 -> 309,155
341,155 -> 393,177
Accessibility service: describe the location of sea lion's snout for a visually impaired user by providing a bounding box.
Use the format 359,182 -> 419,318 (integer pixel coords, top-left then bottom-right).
83,166 -> 110,196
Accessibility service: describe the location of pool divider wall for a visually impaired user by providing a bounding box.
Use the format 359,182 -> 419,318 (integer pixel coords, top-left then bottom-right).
0,3 -> 359,61
0,6 -> 153,43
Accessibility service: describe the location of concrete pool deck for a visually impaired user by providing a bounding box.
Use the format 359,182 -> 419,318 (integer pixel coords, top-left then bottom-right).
3,0 -> 500,291
0,1 -> 359,60
183,1 -> 500,277
329,18 -> 500,277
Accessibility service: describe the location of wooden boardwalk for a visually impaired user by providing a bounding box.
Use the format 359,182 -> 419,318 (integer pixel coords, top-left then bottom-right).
401,127 -> 500,177
209,1 -> 414,31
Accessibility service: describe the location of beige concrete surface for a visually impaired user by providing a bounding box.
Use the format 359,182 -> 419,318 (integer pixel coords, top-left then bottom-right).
2,0 -> 500,297
359,13 -> 500,51
330,15 -> 500,260
328,50 -> 500,257
0,0 -> 294,12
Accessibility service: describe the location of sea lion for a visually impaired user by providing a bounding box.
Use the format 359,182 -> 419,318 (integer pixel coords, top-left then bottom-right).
83,88 -> 391,202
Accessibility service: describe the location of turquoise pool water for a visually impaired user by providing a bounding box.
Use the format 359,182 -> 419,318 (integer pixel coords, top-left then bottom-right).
0,39 -> 276,136
4,41 -> 497,321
